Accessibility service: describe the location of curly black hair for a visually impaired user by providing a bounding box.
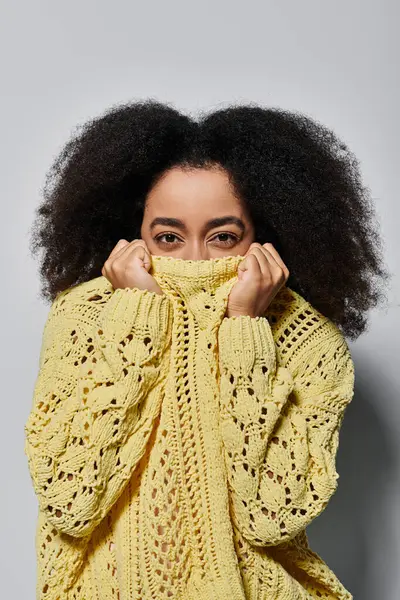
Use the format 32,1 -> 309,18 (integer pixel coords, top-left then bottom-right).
29,98 -> 391,340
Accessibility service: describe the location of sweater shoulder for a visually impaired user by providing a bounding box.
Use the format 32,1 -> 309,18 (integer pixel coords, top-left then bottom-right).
53,275 -> 113,310
266,285 -> 352,367
46,276 -> 116,327
265,285 -> 328,330
39,277 -> 113,366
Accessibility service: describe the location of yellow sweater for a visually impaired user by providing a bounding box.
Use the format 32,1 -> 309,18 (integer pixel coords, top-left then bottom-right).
24,254 -> 355,600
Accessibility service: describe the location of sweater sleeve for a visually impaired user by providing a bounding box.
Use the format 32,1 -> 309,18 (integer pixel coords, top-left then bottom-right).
24,283 -> 172,539
217,313 -> 355,547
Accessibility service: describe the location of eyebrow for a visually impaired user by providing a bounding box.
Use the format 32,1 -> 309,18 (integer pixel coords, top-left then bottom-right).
149,216 -> 246,234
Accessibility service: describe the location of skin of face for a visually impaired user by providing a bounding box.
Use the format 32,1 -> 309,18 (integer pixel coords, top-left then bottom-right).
140,165 -> 256,260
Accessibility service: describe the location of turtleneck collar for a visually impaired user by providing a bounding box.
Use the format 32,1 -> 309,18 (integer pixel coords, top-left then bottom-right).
149,254 -> 245,296
148,254 -> 246,326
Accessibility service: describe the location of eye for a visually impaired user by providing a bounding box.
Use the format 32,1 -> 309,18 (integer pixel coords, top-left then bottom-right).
211,233 -> 239,246
155,233 -> 182,245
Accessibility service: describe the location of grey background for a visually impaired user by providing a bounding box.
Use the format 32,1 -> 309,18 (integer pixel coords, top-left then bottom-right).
1,1 -> 398,598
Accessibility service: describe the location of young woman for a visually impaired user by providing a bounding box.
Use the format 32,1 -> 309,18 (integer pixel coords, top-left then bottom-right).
25,100 -> 390,600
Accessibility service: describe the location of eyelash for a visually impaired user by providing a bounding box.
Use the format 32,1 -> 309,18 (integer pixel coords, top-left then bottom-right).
155,232 -> 239,246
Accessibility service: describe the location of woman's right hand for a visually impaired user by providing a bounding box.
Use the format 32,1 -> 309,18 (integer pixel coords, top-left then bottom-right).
101,239 -> 164,296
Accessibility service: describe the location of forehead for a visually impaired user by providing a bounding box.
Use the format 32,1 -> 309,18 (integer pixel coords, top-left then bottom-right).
145,166 -> 244,217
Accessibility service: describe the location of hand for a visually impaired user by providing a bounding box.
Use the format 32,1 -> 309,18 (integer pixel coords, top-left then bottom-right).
101,239 -> 164,296
225,242 -> 290,318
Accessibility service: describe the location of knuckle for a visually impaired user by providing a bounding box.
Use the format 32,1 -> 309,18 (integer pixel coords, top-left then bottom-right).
112,260 -> 124,272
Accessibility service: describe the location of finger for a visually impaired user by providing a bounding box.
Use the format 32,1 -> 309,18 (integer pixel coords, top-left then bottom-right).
244,244 -> 276,279
108,239 -> 130,259
129,242 -> 152,271
238,250 -> 263,280
113,240 -> 153,273
102,240 -> 129,275
103,240 -> 132,272
108,240 -> 147,269
262,243 -> 290,279
250,244 -> 286,281
103,240 -> 138,275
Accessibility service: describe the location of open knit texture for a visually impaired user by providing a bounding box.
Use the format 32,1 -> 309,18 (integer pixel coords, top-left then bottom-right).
24,254 -> 355,599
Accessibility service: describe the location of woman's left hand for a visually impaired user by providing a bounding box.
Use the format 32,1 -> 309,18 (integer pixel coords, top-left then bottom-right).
225,242 -> 290,318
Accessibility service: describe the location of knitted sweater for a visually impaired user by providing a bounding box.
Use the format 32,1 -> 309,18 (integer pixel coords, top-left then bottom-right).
24,254 -> 355,600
